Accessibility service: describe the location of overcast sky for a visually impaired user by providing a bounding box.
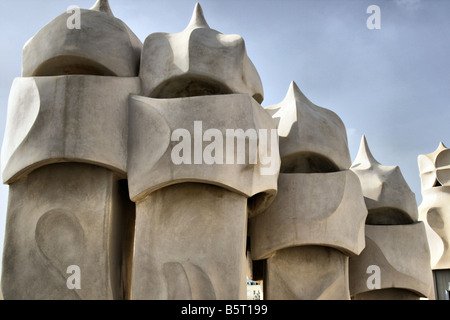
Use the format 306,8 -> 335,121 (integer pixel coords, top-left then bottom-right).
0,0 -> 449,276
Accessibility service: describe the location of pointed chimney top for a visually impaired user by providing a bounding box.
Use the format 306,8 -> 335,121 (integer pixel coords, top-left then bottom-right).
438,141 -> 447,151
289,80 -> 299,92
287,81 -> 300,98
352,135 -> 379,168
420,141 -> 448,162
280,80 -> 313,107
186,3 -> 210,29
90,0 -> 114,17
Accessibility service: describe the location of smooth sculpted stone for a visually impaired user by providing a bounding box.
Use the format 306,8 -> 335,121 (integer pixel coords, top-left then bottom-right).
139,3 -> 264,102
127,93 -> 280,217
419,188 -> 450,270
418,142 -> 450,189
264,246 -> 351,300
132,183 -> 247,300
418,142 -> 450,269
351,136 -> 418,224
1,163 -> 135,300
249,171 -> 367,260
349,223 -> 435,300
266,81 -> 351,173
22,0 -> 142,77
250,81 -> 363,300
1,76 -> 140,184
249,170 -> 367,260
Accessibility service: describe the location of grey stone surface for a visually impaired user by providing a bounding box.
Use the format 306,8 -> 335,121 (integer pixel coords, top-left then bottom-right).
349,223 -> 434,299
139,3 -> 263,103
127,93 -> 279,217
264,246 -> 350,300
1,163 -> 134,300
349,136 -> 434,300
418,142 -> 450,270
266,81 -> 351,172
131,183 -> 247,300
1,76 -> 140,184
351,136 -> 418,224
22,4 -> 142,77
249,171 -> 367,260
244,80 -> 366,300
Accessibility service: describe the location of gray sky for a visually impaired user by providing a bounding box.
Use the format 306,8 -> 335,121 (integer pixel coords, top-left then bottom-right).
0,0 -> 449,276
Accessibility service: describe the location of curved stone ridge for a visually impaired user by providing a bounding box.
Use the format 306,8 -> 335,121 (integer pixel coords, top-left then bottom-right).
418,142 -> 450,270
127,93 -> 279,214
418,142 -> 450,190
351,135 -> 418,224
263,246 -> 351,300
131,183 -> 248,300
1,163 -> 134,300
349,223 -> 435,299
139,3 -> 264,103
22,0 -> 142,77
266,81 -> 351,172
1,76 -> 140,184
250,171 -> 367,260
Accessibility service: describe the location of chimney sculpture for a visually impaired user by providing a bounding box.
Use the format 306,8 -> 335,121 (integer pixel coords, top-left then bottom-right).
127,3 -> 278,299
248,82 -> 367,299
1,1 -> 279,300
1,1 -> 141,299
349,136 -> 434,300
418,142 -> 450,300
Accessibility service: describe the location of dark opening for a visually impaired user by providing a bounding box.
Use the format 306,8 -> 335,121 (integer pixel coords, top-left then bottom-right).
280,152 -> 340,174
149,74 -> 233,99
32,55 -> 116,76
433,179 -> 442,187
247,191 -> 275,218
115,179 -> 136,300
365,207 -> 414,225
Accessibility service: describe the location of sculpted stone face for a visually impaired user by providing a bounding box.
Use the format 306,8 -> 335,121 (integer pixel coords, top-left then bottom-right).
250,171 -> 367,260
267,81 -> 351,173
348,136 -> 434,300
418,142 -> 450,270
1,0 -> 141,300
22,0 -> 142,77
351,135 -> 418,224
139,3 -> 264,103
1,76 -> 141,184
126,93 -> 279,211
248,80 -> 367,300
349,223 -> 434,299
419,142 -> 450,190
